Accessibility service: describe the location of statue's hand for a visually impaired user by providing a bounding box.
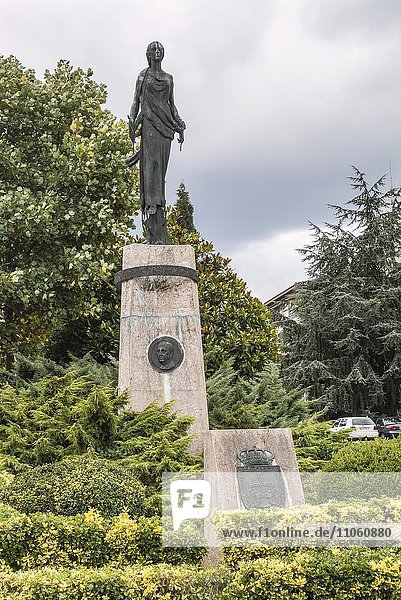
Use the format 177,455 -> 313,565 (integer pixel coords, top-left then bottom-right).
128,115 -> 137,147
177,120 -> 185,148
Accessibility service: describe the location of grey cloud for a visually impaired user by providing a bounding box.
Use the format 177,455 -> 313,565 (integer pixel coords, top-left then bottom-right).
300,0 -> 401,42
1,0 -> 401,286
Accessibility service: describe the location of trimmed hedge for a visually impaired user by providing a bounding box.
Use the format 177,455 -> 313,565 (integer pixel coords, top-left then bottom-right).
325,437 -> 401,472
212,497 -> 401,543
1,499 -> 399,570
1,553 -> 401,599
0,565 -> 229,599
222,545 -> 401,568
0,507 -> 204,569
224,548 -> 401,599
0,456 -> 146,517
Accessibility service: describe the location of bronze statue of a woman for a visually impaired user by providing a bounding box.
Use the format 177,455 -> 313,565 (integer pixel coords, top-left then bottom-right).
126,41 -> 186,244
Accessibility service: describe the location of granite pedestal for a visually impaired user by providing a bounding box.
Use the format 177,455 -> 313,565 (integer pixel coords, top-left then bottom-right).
117,244 -> 209,453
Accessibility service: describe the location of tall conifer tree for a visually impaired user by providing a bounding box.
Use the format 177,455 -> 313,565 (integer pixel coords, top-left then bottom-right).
280,168 -> 401,415
170,182 -> 196,233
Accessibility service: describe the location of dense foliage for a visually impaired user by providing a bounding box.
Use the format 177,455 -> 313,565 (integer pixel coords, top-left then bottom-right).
0,549 -> 400,598
168,195 -> 279,378
223,547 -> 401,600
279,169 -> 401,415
0,55 -> 139,366
0,505 -> 204,570
0,564 -> 227,599
0,456 -> 146,517
207,360 -> 318,429
291,420 -> 349,471
325,436 -> 401,472
0,372 -> 122,464
0,358 -> 200,496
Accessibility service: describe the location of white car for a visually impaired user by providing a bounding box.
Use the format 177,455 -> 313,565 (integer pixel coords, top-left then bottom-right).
330,417 -> 379,440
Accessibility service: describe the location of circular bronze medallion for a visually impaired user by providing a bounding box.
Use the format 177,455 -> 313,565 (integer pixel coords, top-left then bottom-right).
148,336 -> 184,373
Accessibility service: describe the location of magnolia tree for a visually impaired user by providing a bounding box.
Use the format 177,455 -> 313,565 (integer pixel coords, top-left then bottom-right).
0,56 -> 139,365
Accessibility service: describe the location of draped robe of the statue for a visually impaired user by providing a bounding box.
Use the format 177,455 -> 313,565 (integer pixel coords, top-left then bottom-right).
135,69 -> 180,218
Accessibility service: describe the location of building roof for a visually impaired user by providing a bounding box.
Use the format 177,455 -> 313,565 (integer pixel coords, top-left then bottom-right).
265,284 -> 296,309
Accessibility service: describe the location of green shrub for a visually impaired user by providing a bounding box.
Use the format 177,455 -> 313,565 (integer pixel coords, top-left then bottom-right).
207,360 -> 317,430
0,564 -> 229,600
0,362 -> 200,478
292,419 -> 349,471
325,437 -> 401,472
0,456 -> 146,517
222,545 -> 401,568
0,364 -> 201,512
223,546 -> 299,569
1,553 -> 401,599
0,507 -> 204,570
0,510 -> 107,570
0,372 -> 122,464
8,353 -> 118,387
224,549 -> 401,599
105,513 -> 204,567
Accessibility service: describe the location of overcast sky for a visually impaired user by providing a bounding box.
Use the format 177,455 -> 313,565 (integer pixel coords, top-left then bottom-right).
2,0 -> 401,300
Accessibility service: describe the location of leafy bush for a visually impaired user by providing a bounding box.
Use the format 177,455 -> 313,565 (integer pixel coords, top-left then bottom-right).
292,419 -> 349,471
0,372 -> 122,464
105,513 -> 204,567
0,507 -> 204,570
222,546 -> 300,569
224,549 -> 401,599
2,352 -> 118,388
325,436 -> 401,472
0,456 -> 146,517
0,365 -> 201,494
0,359 -> 202,519
0,55 -> 138,365
0,564 -> 228,599
0,552 -> 401,599
213,497 -> 401,544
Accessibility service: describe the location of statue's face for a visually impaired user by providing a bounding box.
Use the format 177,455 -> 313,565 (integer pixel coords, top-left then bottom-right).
156,341 -> 173,364
148,41 -> 164,63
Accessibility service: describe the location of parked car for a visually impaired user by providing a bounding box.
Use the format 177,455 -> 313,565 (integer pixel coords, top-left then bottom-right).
330,417 -> 379,440
375,417 -> 401,438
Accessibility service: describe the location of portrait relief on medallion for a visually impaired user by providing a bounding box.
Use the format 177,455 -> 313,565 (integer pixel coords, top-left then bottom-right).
148,336 -> 184,372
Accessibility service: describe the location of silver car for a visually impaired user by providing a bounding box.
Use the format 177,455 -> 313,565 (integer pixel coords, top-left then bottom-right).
330,417 -> 379,440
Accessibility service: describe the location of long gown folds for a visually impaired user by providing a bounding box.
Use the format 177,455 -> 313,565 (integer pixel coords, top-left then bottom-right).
135,69 -> 182,217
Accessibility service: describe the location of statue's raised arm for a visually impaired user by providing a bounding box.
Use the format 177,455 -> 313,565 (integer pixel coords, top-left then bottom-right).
126,41 -> 186,245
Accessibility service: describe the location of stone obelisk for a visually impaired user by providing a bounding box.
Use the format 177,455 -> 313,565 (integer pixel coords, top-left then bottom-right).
116,244 -> 209,453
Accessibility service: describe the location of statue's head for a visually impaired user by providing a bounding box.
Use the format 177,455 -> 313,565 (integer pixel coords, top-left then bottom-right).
156,340 -> 174,365
146,41 -> 164,66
